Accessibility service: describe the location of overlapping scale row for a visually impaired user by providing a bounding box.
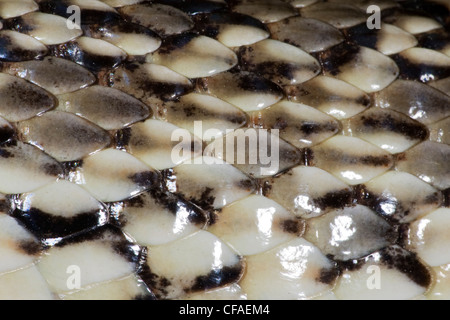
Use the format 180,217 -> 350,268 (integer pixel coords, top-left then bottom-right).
0,0 -> 448,301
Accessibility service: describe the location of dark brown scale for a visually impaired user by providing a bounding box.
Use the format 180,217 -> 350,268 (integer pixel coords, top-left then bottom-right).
5,80 -> 56,112
344,22 -> 383,51
49,40 -> 126,73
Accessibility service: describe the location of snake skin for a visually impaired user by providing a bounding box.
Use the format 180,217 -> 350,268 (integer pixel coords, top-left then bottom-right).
0,0 -> 449,300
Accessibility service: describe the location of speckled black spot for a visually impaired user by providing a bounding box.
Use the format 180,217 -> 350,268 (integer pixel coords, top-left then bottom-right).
129,171 -> 160,188
0,148 -> 14,159
260,180 -> 273,196
280,219 -> 304,235
156,0 -> 227,15
424,191 -> 442,205
86,20 -> 161,44
396,223 -> 410,247
181,105 -> 197,117
5,80 -> 56,109
297,121 -> 340,136
5,17 -> 35,33
319,42 -> 361,76
238,179 -> 255,191
357,186 -> 441,223
124,194 -> 146,209
157,33 -> 197,55
336,257 -> 365,272
359,114 -> 429,141
11,207 -> 107,241
49,225 -> 139,267
123,62 -> 140,72
17,240 -> 43,256
313,189 -> 354,211
147,188 -> 208,225
236,72 -> 284,95
379,246 -> 432,288
344,22 -> 381,50
138,263 -> 172,300
189,264 -> 243,292
185,187 -> 216,213
40,162 -> 64,177
112,235 -> 144,266
50,40 -> 125,73
132,72 -> 193,102
417,29 -> 450,51
317,265 -> 340,285
327,151 -> 393,167
392,53 -> 450,82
